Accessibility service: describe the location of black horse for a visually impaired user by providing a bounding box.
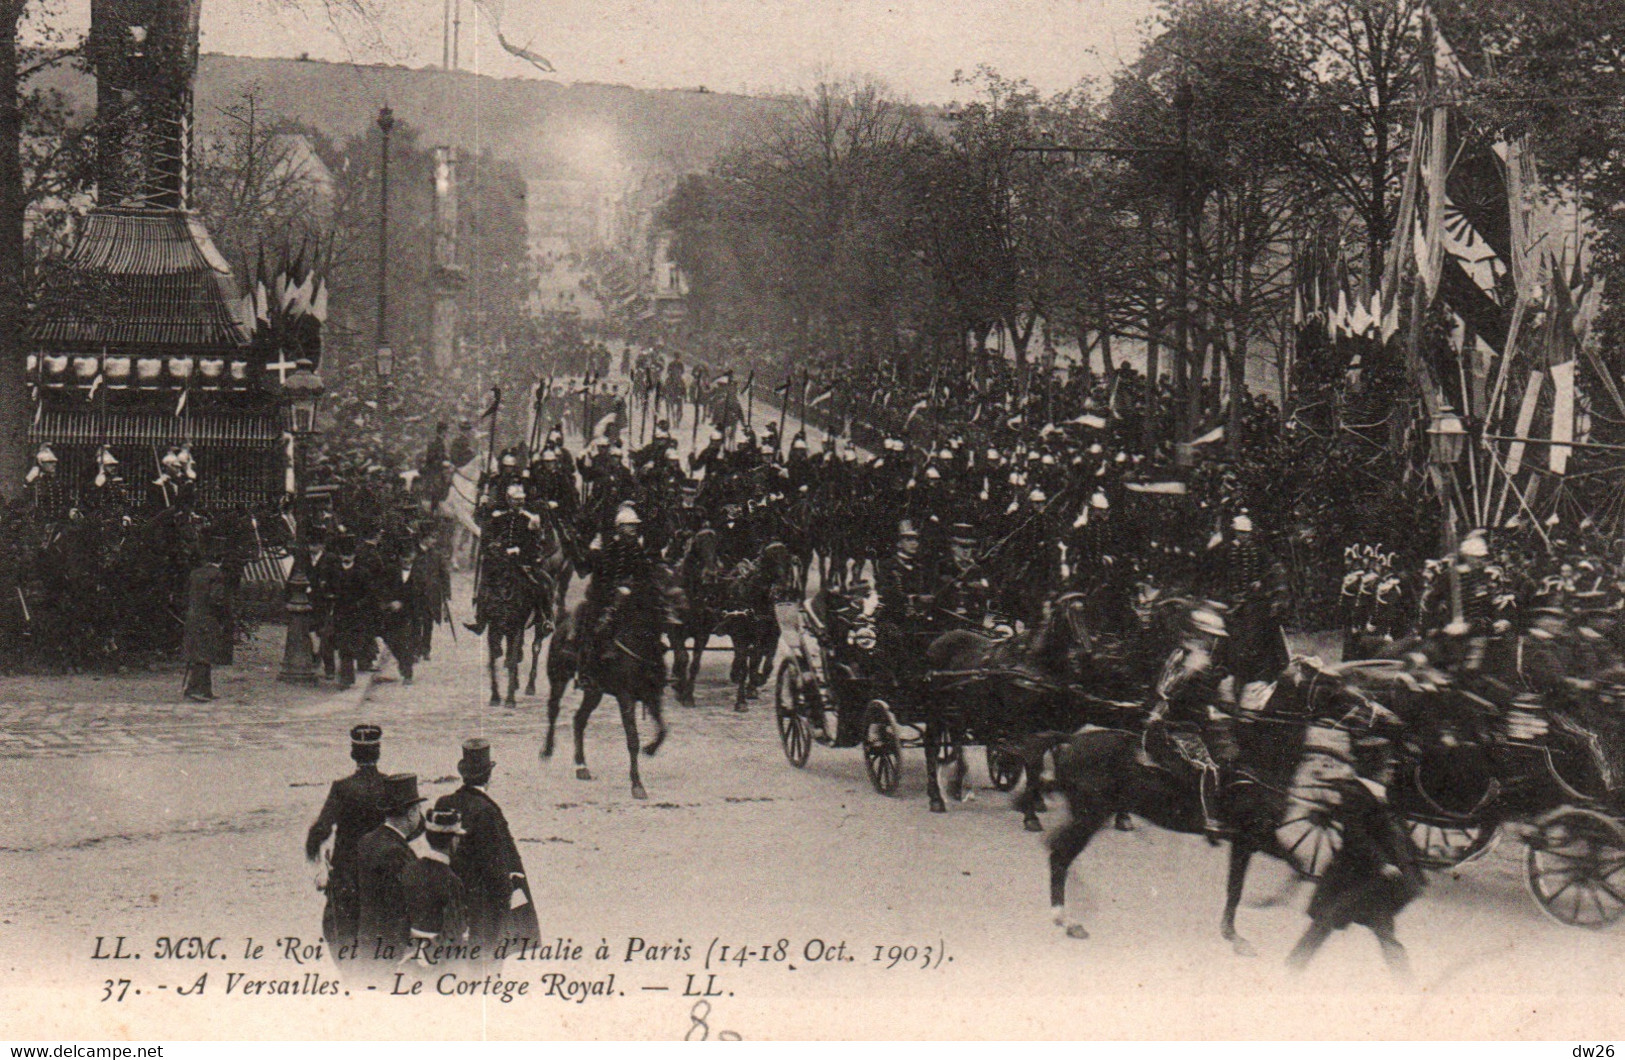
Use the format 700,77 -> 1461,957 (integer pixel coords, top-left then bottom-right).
540,568 -> 682,799
923,590 -> 1114,820
671,528 -> 728,707
1035,658 -> 1405,956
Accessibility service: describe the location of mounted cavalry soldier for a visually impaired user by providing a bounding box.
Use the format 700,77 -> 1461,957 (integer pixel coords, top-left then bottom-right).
465,483 -> 540,637
1147,605 -> 1240,844
305,724 -> 389,953
576,503 -> 663,689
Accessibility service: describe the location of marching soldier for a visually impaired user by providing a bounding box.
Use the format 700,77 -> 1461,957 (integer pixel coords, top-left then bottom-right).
432,740 -> 538,957
305,724 -> 389,953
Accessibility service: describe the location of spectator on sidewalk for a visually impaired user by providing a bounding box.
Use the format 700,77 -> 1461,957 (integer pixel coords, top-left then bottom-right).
180,538 -> 232,702
305,724 -> 389,953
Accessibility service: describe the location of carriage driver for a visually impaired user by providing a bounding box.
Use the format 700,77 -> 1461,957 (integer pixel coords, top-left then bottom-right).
932,523 -> 992,628
575,503 -> 661,669
464,482 -> 540,636
1147,606 -> 1241,844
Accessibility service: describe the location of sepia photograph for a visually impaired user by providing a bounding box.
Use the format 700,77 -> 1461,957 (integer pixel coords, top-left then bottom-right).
0,0 -> 1623,1042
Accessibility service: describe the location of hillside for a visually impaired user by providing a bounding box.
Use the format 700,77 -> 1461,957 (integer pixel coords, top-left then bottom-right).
36,54 -> 793,184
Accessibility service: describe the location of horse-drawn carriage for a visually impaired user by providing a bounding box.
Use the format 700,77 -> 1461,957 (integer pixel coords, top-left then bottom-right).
773,584 -> 1120,810
1379,667 -> 1625,928
772,585 -> 943,796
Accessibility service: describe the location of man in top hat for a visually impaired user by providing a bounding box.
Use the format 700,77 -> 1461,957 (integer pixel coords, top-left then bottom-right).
306,724 -> 390,952
326,534 -> 376,690
933,523 -> 991,629
401,807 -> 471,957
355,773 -> 427,959
411,527 -> 451,664
180,537 -> 232,702
378,544 -> 428,685
434,740 -> 537,955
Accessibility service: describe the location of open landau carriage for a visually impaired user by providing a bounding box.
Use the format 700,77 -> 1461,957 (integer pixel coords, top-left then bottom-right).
773,583 -> 1029,797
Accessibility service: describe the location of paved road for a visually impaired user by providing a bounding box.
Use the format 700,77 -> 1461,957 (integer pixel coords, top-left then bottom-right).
1,568 -> 1623,1039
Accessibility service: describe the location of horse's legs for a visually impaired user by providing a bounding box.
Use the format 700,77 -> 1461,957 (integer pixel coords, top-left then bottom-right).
617,693 -> 647,799
525,623 -> 545,696
672,632 -> 693,707
924,715 -> 950,814
1221,841 -> 1259,957
1048,803 -> 1110,939
643,693 -> 667,756
573,689 -> 602,780
487,633 -> 501,706
505,631 -> 522,706
1015,742 -> 1050,831
688,629 -> 710,707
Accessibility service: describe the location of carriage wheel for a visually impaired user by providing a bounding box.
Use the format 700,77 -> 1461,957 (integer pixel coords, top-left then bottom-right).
986,744 -> 1024,792
931,721 -> 966,802
1406,817 -> 1496,870
1525,807 -> 1625,929
1275,803 -> 1343,880
863,700 -> 902,796
775,658 -> 812,769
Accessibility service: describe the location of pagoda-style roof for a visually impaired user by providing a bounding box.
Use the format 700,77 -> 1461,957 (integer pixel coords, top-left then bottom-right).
28,207 -> 253,350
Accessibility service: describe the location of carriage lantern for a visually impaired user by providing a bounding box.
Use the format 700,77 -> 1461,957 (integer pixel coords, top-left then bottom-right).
1427,409 -> 1467,466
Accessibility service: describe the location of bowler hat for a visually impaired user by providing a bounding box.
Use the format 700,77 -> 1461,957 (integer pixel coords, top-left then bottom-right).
378,773 -> 425,814
424,807 -> 467,835
458,738 -> 494,779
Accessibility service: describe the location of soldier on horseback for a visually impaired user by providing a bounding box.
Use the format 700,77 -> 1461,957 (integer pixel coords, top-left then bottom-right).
464,483 -> 539,636
576,503 -> 662,687
1147,605 -> 1240,844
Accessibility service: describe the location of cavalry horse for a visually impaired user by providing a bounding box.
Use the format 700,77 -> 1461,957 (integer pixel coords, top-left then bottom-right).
717,542 -> 792,711
483,516 -> 568,706
540,567 -> 684,799
671,528 -> 729,707
923,590 -> 1107,819
1032,656 -> 1406,956
523,510 -> 583,697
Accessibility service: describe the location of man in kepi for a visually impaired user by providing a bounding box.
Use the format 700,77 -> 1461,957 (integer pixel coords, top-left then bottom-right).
433,740 -> 538,959
305,725 -> 389,954
355,774 -> 426,964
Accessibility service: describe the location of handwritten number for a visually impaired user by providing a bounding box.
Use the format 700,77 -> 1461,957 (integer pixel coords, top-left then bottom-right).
687,1000 -> 742,1041
686,1000 -> 711,1040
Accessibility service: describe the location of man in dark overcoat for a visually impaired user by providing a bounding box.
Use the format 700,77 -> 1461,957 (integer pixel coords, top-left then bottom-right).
401,807 -> 471,959
355,773 -> 426,963
327,535 -> 377,690
432,740 -> 538,956
378,545 -> 428,685
305,725 -> 390,953
180,539 -> 232,702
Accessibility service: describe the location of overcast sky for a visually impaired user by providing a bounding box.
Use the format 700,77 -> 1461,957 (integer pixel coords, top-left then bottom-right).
142,0 -> 1156,103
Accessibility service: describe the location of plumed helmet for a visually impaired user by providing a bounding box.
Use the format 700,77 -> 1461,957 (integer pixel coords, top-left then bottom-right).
505,482 -> 526,501
614,504 -> 642,527
1231,513 -> 1253,533
1459,531 -> 1489,558
35,444 -> 57,464
1090,489 -> 1110,510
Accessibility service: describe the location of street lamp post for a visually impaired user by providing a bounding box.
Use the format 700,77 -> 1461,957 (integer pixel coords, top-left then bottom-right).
376,105 -> 395,385
1428,407 -> 1468,624
278,359 -> 325,685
